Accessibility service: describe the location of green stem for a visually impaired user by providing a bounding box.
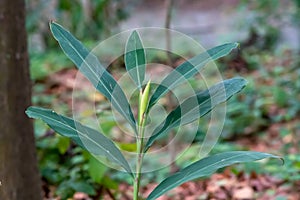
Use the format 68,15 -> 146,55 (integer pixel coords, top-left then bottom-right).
133,101 -> 148,200
134,81 -> 151,199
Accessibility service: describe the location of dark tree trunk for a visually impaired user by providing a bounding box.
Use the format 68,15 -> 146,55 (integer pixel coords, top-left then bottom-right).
0,0 -> 42,199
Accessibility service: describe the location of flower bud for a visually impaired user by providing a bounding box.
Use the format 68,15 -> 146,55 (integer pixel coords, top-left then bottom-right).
139,80 -> 151,125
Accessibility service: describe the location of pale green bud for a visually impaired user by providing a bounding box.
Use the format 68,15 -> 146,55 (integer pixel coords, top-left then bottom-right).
138,80 -> 151,125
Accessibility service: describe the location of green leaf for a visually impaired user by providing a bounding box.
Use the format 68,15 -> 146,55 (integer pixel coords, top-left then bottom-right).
144,78 -> 247,151
88,154 -> 108,183
26,106 -> 133,177
147,151 -> 280,200
148,43 -> 239,109
70,181 -> 96,195
125,30 -> 146,89
101,176 -> 119,190
117,142 -> 137,152
56,136 -> 71,154
49,22 -> 136,133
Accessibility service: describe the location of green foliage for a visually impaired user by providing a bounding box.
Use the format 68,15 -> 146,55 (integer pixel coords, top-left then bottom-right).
50,22 -> 136,131
27,22 -> 280,199
148,43 -> 239,108
147,151 -> 279,200
37,137 -> 94,199
26,0 -> 129,80
221,80 -> 268,138
26,0 -> 128,41
88,155 -> 108,184
145,78 -> 247,151
36,135 -> 115,199
219,52 -> 300,139
238,0 -> 281,50
270,154 -> 300,181
30,51 -> 72,80
26,106 -> 133,176
125,30 -> 146,89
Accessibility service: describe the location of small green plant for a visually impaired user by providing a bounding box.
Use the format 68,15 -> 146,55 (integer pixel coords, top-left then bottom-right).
26,22 -> 280,199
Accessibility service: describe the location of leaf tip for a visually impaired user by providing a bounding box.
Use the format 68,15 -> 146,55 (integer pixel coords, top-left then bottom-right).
235,76 -> 248,85
132,29 -> 138,34
49,20 -> 58,30
49,19 -> 56,25
280,157 -> 285,165
25,106 -> 34,118
132,29 -> 140,37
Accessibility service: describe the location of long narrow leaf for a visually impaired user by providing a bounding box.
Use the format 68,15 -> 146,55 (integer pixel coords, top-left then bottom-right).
148,43 -> 239,109
125,30 -> 146,89
144,78 -> 247,152
49,22 -> 136,133
147,151 -> 280,200
26,106 -> 133,177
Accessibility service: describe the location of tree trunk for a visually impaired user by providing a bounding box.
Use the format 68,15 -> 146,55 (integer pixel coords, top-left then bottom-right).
0,0 -> 42,199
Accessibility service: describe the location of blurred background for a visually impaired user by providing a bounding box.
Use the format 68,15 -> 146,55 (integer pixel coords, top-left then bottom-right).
25,0 -> 300,199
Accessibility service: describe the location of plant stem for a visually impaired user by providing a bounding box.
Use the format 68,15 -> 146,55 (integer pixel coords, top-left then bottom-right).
133,134 -> 141,200
133,99 -> 148,200
134,80 -> 151,199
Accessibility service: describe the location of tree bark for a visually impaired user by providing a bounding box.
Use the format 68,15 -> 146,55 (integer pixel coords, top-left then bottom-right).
0,0 -> 42,199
